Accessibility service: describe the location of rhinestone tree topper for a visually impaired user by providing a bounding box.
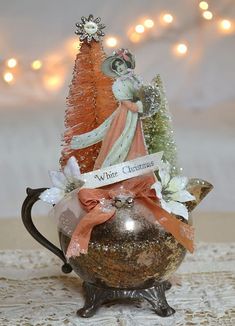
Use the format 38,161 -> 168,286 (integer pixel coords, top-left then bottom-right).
75,15 -> 105,43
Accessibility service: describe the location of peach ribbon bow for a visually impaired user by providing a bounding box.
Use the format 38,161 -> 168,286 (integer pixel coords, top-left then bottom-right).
66,176 -> 194,258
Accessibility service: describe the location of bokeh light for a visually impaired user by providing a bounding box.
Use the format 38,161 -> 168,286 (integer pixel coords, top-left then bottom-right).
31,60 -> 42,70
3,72 -> 14,83
203,11 -> 213,20
129,32 -> 141,43
43,74 -> 63,91
199,1 -> 209,10
135,24 -> 145,34
144,19 -> 154,28
65,37 -> 80,58
106,36 -> 118,47
175,43 -> 188,56
163,13 -> 174,24
220,19 -> 232,31
7,58 -> 17,68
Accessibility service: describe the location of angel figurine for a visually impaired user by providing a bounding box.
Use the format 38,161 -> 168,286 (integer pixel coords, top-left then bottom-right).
71,48 -> 161,170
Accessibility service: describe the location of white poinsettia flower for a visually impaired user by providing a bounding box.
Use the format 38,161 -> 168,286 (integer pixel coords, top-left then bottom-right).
39,156 -> 84,205
151,161 -> 195,219
158,161 -> 171,187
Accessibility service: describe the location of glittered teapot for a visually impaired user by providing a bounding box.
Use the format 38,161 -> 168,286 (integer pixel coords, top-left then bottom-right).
21,169 -> 212,318
21,14 -> 213,318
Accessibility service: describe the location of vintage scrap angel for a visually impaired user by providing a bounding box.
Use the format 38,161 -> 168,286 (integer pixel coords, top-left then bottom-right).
71,48 -> 160,169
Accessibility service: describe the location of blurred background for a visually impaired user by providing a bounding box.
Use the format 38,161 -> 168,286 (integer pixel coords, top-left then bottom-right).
0,0 -> 234,247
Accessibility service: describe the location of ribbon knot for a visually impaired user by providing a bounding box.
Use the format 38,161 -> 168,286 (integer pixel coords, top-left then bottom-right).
115,49 -> 131,62
66,176 -> 194,258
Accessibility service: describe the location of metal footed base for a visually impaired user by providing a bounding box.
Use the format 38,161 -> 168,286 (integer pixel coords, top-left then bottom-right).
77,281 -> 175,318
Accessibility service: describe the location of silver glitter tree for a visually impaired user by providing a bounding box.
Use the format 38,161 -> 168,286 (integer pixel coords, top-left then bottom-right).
143,75 -> 179,177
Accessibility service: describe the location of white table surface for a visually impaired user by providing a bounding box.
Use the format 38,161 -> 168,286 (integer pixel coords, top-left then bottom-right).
0,243 -> 235,325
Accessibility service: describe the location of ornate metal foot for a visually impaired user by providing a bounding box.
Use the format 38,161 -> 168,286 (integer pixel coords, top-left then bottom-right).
78,281 -> 175,318
77,282 -> 105,317
163,280 -> 172,291
140,282 -> 175,317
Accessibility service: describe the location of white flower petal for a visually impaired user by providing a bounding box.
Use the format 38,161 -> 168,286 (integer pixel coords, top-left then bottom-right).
171,190 -> 195,203
64,156 -> 81,182
160,198 -> 172,213
168,176 -> 188,192
49,171 -> 67,189
167,200 -> 189,219
39,187 -> 65,205
158,160 -> 170,171
151,181 -> 163,199
158,163 -> 171,187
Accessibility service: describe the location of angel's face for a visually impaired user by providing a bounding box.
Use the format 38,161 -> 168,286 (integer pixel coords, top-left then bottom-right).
113,60 -> 128,75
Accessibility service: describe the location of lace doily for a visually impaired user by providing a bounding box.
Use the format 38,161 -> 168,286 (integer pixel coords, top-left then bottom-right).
0,243 -> 234,325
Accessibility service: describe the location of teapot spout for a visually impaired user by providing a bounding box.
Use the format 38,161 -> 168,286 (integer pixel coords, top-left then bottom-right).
186,178 -> 214,212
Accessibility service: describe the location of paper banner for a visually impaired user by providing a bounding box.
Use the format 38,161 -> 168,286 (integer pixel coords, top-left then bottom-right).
80,152 -> 163,189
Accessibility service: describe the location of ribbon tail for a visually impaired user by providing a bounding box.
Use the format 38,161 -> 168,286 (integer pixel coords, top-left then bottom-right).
66,204 -> 116,258
139,196 -> 195,253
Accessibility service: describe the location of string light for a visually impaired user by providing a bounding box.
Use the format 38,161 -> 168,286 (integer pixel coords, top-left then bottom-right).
129,32 -> 141,43
106,36 -> 118,47
144,19 -> 154,28
3,72 -> 14,83
7,58 -> 17,68
199,1 -> 209,10
220,19 -> 232,31
0,4 -> 232,93
162,13 -> 174,24
203,11 -> 213,20
31,60 -> 42,70
135,24 -> 145,34
43,75 -> 63,91
175,43 -> 188,55
65,37 -> 80,58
